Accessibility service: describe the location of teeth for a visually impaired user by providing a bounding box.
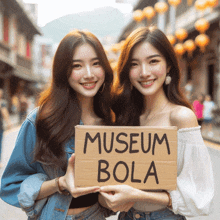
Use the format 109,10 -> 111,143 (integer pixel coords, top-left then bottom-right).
82,82 -> 96,86
141,80 -> 154,85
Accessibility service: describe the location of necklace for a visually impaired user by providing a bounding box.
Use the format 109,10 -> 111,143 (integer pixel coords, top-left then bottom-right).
143,101 -> 169,123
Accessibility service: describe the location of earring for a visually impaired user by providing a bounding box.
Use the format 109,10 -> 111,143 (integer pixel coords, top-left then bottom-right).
165,76 -> 171,85
100,83 -> 105,93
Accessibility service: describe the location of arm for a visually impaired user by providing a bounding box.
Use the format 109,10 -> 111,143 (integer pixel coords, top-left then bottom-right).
36,154 -> 100,200
169,107 -> 214,216
0,117 -> 42,208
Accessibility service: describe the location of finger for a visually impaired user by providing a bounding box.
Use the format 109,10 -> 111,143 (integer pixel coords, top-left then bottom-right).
99,191 -> 113,200
100,185 -> 119,193
69,153 -> 75,165
67,154 -> 75,172
72,186 -> 100,197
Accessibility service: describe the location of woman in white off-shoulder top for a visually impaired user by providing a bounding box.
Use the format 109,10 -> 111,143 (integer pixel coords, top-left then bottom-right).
98,26 -> 214,219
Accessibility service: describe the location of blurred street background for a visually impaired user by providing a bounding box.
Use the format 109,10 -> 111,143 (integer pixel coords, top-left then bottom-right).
0,0 -> 220,219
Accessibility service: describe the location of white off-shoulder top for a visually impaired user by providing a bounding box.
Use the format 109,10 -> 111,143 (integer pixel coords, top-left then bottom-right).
133,127 -> 214,217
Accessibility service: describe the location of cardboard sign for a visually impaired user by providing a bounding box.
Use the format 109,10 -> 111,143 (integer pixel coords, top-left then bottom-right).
75,125 -> 177,190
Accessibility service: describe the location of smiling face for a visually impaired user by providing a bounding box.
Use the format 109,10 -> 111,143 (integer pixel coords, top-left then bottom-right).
129,42 -> 170,97
68,43 -> 105,100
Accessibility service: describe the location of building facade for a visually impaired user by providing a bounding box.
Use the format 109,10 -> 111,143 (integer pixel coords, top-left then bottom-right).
0,0 -> 41,110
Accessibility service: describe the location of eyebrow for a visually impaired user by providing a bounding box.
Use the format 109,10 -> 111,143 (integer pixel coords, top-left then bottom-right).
131,54 -> 161,61
72,57 -> 99,62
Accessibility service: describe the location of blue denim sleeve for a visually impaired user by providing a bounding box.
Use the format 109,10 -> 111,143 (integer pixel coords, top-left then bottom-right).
0,115 -> 45,208
17,173 -> 49,218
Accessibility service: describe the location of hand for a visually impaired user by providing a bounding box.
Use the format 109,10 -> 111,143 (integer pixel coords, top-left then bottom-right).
59,154 -> 100,198
100,185 -> 137,211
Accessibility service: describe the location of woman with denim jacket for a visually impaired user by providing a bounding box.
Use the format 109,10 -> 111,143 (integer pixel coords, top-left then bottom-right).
99,27 -> 214,219
0,30 -> 116,220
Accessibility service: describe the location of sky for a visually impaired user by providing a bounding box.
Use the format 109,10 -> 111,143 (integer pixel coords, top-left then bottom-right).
22,0 -> 133,27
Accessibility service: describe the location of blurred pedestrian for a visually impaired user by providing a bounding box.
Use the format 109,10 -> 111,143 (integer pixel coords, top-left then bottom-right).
11,94 -> 19,114
27,95 -> 36,115
192,94 -> 204,126
203,94 -> 216,137
0,89 -> 12,167
184,80 -> 193,102
18,93 -> 28,124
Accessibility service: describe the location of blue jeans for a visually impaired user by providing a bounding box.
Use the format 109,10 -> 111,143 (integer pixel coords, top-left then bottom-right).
65,203 -> 113,220
118,208 -> 186,220
0,130 -> 3,162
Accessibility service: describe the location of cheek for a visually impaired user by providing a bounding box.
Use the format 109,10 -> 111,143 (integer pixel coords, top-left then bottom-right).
69,70 -> 82,81
95,67 -> 105,78
153,65 -> 167,76
129,69 -> 139,80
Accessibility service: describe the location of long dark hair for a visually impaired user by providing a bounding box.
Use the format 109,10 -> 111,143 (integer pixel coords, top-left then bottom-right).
112,26 -> 191,126
34,30 -> 113,170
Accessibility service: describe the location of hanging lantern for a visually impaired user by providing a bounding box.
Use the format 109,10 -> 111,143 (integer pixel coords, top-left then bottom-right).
195,0 -> 208,11
143,6 -> 156,20
174,43 -> 185,56
175,28 -> 188,42
168,0 -> 182,7
195,18 -> 210,33
167,35 -> 176,45
207,0 -> 218,10
154,2 -> 169,14
195,34 -> 210,52
133,10 -> 145,22
183,39 -> 196,57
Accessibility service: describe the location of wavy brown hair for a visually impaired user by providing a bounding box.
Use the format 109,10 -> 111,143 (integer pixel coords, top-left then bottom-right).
34,30 -> 113,170
112,26 -> 191,126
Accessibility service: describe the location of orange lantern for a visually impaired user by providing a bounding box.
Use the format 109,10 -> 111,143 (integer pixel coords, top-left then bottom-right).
195,34 -> 210,52
207,0 -> 218,7
175,28 -> 188,42
195,0 -> 208,11
154,2 -> 169,14
183,39 -> 196,56
143,6 -> 156,20
174,43 -> 185,56
168,0 -> 182,7
133,10 -> 145,22
167,35 -> 176,45
195,18 -> 210,33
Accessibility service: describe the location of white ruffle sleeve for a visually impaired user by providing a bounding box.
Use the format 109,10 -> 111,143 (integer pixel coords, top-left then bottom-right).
169,127 -> 214,217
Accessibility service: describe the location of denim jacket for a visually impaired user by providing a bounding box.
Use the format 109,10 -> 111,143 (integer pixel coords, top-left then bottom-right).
0,108 -> 111,220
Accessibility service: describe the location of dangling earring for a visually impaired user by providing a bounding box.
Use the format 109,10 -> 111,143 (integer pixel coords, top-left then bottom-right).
100,83 -> 105,93
165,76 -> 171,85
130,83 -> 133,90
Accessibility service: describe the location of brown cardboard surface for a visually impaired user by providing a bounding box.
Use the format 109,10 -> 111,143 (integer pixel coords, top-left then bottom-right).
75,125 -> 177,190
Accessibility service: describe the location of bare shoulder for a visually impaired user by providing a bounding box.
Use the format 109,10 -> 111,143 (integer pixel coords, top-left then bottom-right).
170,105 -> 198,129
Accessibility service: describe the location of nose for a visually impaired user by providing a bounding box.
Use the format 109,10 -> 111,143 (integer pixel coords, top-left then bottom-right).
140,63 -> 150,77
85,65 -> 93,78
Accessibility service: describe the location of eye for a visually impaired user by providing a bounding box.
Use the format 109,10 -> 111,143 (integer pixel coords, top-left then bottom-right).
72,63 -> 81,69
93,61 -> 101,66
149,59 -> 159,64
130,62 -> 138,67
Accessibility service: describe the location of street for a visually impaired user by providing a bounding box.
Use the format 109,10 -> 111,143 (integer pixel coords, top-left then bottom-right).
0,127 -> 219,220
